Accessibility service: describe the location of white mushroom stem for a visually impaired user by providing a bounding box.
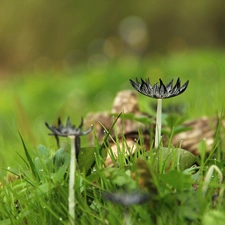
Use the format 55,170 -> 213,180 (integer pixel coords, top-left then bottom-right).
68,136 -> 76,225
155,98 -> 162,148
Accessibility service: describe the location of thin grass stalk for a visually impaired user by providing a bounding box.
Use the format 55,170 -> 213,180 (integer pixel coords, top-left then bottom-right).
202,165 -> 223,196
155,99 -> 162,148
68,136 -> 76,225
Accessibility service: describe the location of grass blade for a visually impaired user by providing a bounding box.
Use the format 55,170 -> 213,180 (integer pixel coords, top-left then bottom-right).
18,132 -> 40,182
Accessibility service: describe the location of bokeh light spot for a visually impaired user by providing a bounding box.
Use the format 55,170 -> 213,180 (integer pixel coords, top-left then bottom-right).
119,16 -> 149,49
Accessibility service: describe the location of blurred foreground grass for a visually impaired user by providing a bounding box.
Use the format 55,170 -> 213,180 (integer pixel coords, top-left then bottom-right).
0,50 -> 225,174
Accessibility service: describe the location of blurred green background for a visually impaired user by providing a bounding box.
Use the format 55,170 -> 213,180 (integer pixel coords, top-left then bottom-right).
0,0 -> 225,171
1,0 -> 225,73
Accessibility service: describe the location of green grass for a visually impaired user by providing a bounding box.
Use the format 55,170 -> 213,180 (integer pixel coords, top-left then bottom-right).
0,117 -> 224,225
0,49 -> 225,224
